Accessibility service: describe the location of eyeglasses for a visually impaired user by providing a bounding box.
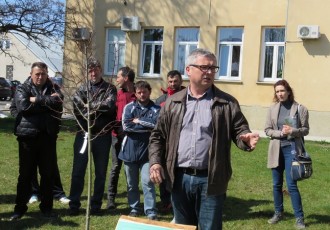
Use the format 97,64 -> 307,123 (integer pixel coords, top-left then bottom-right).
189,64 -> 219,73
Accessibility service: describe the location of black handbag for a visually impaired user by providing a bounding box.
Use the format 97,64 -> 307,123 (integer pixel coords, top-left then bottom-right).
291,151 -> 313,181
290,104 -> 313,181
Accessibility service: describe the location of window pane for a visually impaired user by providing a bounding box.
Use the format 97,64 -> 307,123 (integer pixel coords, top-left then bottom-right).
277,46 -> 284,78
107,29 -> 125,42
107,44 -> 116,72
220,28 -> 243,42
143,45 -> 152,73
231,46 -> 240,76
189,44 -> 197,54
176,28 -> 199,42
264,46 -> 274,78
219,45 -> 229,76
153,45 -> 162,74
265,28 -> 285,42
177,45 -> 186,74
144,29 -> 163,41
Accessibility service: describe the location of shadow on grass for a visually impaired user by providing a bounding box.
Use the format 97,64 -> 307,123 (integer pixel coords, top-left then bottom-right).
0,211 -> 79,230
0,194 -> 16,204
223,196 -> 273,221
307,213 -> 330,226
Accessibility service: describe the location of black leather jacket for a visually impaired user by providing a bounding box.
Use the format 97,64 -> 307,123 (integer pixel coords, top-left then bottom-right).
73,79 -> 117,135
11,77 -> 63,137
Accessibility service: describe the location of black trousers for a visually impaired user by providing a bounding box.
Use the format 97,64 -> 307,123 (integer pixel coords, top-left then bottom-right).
14,133 -> 57,214
31,159 -> 66,199
107,134 -> 124,200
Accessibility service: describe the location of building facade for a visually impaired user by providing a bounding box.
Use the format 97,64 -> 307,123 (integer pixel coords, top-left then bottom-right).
1,33 -> 63,83
64,0 -> 330,141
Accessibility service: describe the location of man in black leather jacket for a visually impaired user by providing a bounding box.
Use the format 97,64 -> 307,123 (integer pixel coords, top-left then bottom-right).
9,62 -> 64,221
68,58 -> 117,216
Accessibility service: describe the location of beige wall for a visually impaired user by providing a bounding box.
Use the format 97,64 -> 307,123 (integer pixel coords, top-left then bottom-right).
64,0 -> 330,141
1,33 -> 41,82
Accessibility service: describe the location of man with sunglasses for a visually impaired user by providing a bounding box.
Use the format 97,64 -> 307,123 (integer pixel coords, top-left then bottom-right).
149,48 -> 259,229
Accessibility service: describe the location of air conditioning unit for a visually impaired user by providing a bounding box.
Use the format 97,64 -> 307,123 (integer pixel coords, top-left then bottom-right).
297,25 -> 320,39
121,16 -> 141,32
72,28 -> 90,41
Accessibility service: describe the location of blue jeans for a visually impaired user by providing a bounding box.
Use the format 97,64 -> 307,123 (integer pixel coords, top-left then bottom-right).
69,132 -> 111,210
172,169 -> 226,230
271,144 -> 304,218
124,162 -> 157,217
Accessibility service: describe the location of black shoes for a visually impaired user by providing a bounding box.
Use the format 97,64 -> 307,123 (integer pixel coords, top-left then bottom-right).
148,215 -> 158,221
42,211 -> 58,219
106,198 -> 116,210
90,208 -> 103,216
68,208 -> 80,216
128,211 -> 138,217
9,213 -> 23,221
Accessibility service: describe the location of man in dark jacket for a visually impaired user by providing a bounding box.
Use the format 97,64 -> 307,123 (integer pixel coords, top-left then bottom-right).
68,58 -> 117,216
149,49 -> 259,229
9,62 -> 64,221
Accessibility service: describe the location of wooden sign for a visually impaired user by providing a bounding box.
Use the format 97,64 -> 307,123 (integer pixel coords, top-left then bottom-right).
116,215 -> 196,230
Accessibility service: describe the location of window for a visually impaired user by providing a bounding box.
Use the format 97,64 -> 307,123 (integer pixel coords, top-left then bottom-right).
174,28 -> 199,76
0,40 -> 11,49
260,27 -> 285,81
217,28 -> 244,80
104,29 -> 126,75
141,28 -> 163,77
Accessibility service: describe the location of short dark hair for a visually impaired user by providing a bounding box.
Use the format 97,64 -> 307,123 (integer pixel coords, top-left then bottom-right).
119,66 -> 135,82
87,57 -> 101,69
273,79 -> 295,102
167,70 -> 182,81
31,62 -> 48,71
135,80 -> 151,92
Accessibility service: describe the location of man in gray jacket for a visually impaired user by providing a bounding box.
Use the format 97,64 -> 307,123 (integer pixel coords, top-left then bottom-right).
149,48 -> 259,230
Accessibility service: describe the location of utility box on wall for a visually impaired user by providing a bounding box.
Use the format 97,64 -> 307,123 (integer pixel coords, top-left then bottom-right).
121,16 -> 141,32
297,25 -> 320,39
72,28 -> 91,41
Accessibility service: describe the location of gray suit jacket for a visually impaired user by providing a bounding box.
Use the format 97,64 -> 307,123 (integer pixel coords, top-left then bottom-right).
264,101 -> 309,168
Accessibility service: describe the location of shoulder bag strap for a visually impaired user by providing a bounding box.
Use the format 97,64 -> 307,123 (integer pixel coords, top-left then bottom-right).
297,104 -> 307,155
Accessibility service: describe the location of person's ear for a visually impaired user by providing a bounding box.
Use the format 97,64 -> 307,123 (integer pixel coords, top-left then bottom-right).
185,66 -> 191,77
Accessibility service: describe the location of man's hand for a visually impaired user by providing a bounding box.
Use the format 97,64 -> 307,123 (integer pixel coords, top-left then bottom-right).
150,163 -> 164,185
239,133 -> 260,150
29,97 -> 36,103
51,93 -> 60,97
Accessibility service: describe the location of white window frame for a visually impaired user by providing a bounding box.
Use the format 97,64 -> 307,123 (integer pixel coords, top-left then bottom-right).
217,27 -> 244,81
104,28 -> 126,76
174,28 -> 199,78
140,28 -> 163,77
260,27 -> 285,82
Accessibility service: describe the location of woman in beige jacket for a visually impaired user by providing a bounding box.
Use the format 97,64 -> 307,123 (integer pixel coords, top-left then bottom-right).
264,80 -> 309,229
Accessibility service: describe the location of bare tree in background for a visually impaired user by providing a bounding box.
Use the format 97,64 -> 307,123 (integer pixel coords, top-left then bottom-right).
0,0 -> 65,49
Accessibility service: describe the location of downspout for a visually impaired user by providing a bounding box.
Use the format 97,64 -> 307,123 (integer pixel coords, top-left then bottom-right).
283,0 -> 290,79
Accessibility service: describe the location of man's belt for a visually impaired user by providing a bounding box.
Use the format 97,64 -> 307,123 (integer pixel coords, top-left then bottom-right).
177,167 -> 208,176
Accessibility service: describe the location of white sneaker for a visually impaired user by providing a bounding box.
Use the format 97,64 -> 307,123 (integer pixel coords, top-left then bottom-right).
29,195 -> 38,204
59,197 -> 70,204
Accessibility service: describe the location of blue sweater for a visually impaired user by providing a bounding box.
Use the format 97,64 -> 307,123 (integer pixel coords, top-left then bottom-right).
119,100 -> 160,163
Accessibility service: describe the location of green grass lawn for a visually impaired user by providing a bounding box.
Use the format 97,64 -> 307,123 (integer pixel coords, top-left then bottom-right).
0,118 -> 329,229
